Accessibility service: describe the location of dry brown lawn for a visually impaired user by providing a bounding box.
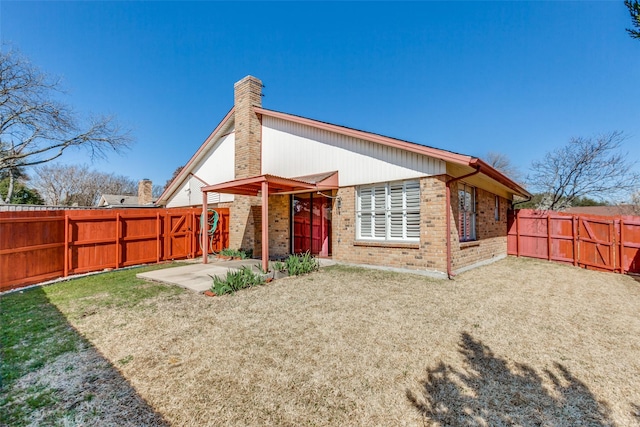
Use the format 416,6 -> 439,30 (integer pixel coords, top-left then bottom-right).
31,257 -> 640,425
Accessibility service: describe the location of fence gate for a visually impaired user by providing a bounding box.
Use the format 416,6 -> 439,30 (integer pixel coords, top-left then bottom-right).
508,209 -> 640,275
577,216 -> 616,272
165,211 -> 195,260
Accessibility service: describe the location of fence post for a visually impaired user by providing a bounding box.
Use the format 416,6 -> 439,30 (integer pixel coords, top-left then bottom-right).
115,213 -> 120,269
192,212 -> 196,258
572,216 -> 578,266
64,214 -> 69,277
515,210 -> 520,257
546,213 -> 551,261
619,217 -> 625,274
156,212 -> 161,263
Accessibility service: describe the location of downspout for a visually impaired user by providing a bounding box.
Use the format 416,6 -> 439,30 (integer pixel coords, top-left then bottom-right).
445,165 -> 481,279
511,194 -> 532,207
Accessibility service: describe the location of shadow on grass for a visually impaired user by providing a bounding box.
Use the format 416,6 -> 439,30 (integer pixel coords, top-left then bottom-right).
0,287 -> 168,427
406,332 -> 614,426
631,403 -> 640,419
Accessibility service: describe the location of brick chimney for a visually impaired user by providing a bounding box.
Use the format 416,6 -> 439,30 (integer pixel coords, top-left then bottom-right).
234,75 -> 263,179
138,179 -> 153,205
228,76 -> 263,253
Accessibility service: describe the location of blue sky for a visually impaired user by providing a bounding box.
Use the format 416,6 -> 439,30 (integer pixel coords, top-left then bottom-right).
2,1 -> 639,190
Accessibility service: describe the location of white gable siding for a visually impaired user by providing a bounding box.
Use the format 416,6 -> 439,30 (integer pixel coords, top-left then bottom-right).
166,133 -> 236,207
261,116 -> 445,186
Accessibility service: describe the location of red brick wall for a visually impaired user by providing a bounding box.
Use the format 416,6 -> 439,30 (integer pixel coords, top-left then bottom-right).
450,184 -> 509,272
331,176 -> 509,275
268,194 -> 290,258
332,176 -> 449,274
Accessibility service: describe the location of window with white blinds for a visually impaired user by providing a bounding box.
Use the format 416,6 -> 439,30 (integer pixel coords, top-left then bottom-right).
357,180 -> 420,241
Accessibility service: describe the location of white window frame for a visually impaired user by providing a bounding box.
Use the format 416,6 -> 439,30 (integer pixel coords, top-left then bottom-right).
458,183 -> 476,242
356,180 -> 420,242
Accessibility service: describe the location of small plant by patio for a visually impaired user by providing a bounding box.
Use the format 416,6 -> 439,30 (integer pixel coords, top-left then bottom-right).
218,248 -> 247,259
210,266 -> 265,295
271,261 -> 286,272
284,252 -> 319,276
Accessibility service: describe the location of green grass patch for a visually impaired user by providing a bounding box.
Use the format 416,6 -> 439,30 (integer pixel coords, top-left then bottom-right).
43,263 -> 184,317
0,263 -> 184,426
0,286 -> 85,389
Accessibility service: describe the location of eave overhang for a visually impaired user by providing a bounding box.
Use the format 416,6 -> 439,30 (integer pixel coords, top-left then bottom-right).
201,171 -> 339,196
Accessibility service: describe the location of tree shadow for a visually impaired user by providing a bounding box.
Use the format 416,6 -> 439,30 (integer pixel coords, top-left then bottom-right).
406,332 -> 615,426
631,403 -> 640,419
0,287 -> 168,426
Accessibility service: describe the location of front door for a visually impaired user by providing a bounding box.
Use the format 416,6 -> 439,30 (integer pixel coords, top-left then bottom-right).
292,193 -> 332,257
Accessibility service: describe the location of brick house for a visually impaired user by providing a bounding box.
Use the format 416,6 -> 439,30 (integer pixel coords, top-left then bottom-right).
157,76 -> 530,277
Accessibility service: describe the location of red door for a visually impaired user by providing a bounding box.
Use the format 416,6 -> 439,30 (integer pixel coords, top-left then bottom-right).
293,193 -> 331,256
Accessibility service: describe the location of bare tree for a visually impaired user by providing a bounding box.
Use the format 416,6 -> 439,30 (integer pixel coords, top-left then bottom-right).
31,163 -> 137,206
528,131 -> 640,211
630,191 -> 640,215
626,0 -> 640,39
164,165 -> 184,191
0,47 -> 132,202
485,151 -> 522,182
152,184 -> 164,198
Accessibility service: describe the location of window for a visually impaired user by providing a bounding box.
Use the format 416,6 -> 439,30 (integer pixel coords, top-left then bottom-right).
494,195 -> 500,221
357,180 -> 420,241
458,184 -> 476,241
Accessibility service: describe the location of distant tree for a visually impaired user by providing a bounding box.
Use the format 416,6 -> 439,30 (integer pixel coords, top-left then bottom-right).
0,47 -> 132,202
485,151 -> 522,182
152,184 -> 164,198
31,164 -> 136,206
164,165 -> 184,191
628,190 -> 640,215
0,165 -> 28,203
625,0 -> 640,39
527,132 -> 640,211
0,177 -> 44,204
572,196 -> 608,207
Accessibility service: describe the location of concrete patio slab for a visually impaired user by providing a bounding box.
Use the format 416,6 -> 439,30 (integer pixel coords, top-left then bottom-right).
137,257 -> 338,293
137,258 -> 262,293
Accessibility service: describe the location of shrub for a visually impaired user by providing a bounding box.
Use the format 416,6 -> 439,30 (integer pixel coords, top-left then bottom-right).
210,266 -> 265,295
284,252 -> 319,276
219,248 -> 247,259
271,261 -> 286,272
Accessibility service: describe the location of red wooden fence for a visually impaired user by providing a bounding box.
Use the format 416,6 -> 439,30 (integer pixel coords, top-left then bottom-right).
508,209 -> 640,274
0,207 -> 229,291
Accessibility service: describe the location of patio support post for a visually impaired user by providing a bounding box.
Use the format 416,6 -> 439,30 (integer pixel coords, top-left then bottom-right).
262,181 -> 269,272
202,190 -> 208,264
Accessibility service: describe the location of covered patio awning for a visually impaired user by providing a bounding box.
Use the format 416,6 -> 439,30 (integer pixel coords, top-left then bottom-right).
200,171 -> 339,270
201,171 -> 339,196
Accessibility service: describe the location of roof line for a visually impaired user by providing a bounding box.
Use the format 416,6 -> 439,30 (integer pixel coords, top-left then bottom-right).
255,107 -> 530,197
470,158 -> 530,198
254,107 -> 473,164
157,107 -> 235,203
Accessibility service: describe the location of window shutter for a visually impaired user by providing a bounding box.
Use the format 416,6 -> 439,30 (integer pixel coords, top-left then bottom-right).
358,187 -> 372,238
360,213 -> 372,238
373,186 -> 386,238
405,182 -> 420,239
357,180 -> 420,242
389,183 -> 404,239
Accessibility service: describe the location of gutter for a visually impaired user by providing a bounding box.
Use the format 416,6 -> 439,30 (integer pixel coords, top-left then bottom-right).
445,165 -> 481,279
